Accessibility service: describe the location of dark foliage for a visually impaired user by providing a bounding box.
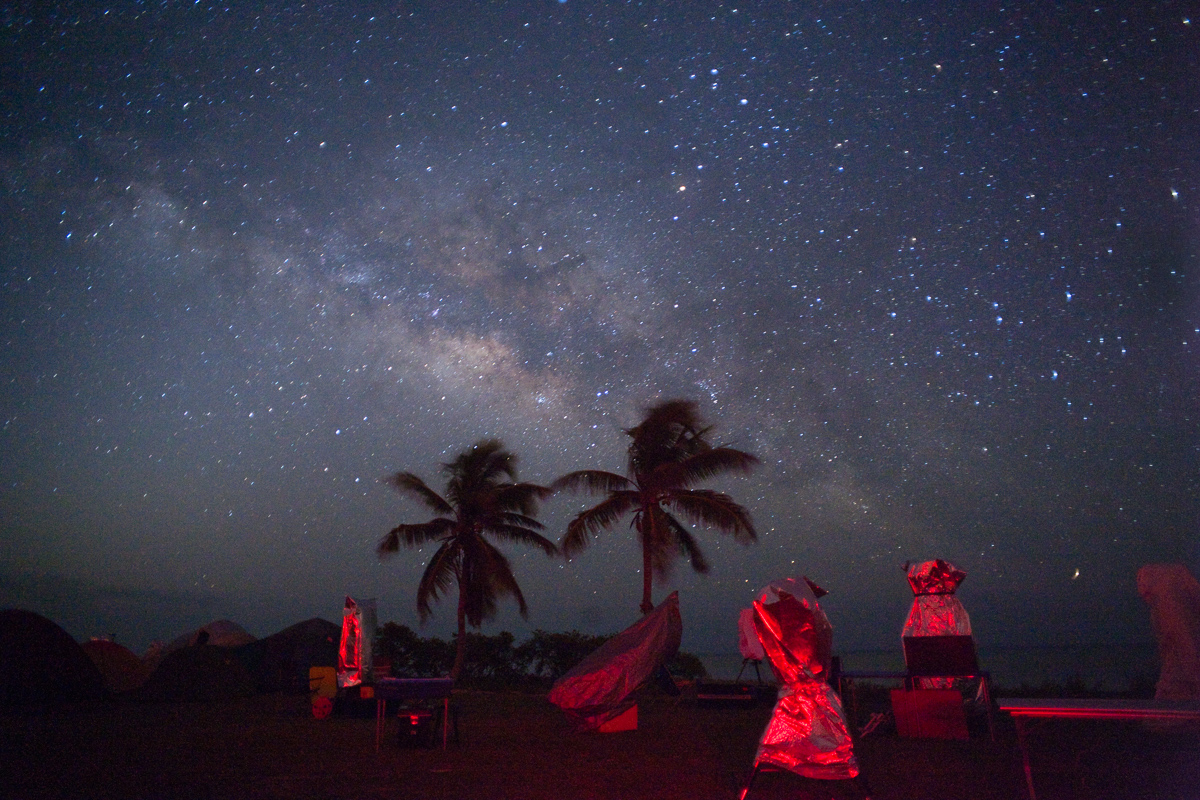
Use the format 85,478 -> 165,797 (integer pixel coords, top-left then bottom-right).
374,622 -> 455,677
375,624 -> 706,688
514,629 -> 615,680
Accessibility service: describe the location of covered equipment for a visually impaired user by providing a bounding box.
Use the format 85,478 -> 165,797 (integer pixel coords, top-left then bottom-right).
742,577 -> 858,790
901,559 -> 971,638
338,596 -> 377,689
1138,563 -> 1200,701
548,591 -> 681,731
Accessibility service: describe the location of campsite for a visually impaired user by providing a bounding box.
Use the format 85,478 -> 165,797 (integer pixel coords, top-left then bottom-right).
3,587 -> 1199,800
2,680 -> 1197,799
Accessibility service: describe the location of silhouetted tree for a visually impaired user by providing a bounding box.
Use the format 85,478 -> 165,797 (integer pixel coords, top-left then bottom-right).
378,439 -> 556,680
553,400 -> 758,614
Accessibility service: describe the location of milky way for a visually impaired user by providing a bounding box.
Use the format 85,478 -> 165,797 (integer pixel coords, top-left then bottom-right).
2,2 -> 1196,654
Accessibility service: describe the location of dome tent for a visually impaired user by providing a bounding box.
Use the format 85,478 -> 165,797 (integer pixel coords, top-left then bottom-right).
0,609 -> 104,710
82,639 -> 147,694
235,617 -> 340,693
136,643 -> 256,702
164,619 -> 257,653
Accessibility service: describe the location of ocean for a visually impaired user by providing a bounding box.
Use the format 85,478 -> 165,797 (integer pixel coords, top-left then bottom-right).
697,643 -> 1159,692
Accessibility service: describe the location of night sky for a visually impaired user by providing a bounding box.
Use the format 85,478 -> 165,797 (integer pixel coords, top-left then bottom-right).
2,2 -> 1196,657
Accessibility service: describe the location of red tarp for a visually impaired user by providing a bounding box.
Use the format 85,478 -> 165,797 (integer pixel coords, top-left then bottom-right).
548,591 -> 681,730
749,577 -> 858,780
1138,564 -> 1200,701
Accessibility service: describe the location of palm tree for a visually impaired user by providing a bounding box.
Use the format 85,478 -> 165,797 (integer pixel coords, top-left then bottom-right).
552,399 -> 759,614
377,439 -> 557,680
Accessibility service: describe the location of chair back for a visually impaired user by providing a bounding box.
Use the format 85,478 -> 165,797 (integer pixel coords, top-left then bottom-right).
902,635 -> 979,676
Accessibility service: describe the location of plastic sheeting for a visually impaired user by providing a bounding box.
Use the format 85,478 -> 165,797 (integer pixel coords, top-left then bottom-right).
548,591 -> 681,730
749,577 -> 858,781
338,596 -> 377,688
1138,564 -> 1200,701
901,559 -> 971,638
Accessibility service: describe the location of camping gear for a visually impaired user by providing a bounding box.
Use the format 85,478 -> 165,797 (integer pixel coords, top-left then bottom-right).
82,639 -> 147,694
337,596 -> 377,688
1137,563 -> 1200,701
999,697 -> 1200,800
739,577 -> 859,799
164,619 -> 256,654
310,666 -> 337,718
374,677 -> 456,750
0,609 -> 104,710
901,559 -> 970,691
736,607 -> 766,682
237,617 -> 340,693
548,591 -> 682,731
891,688 -> 968,739
136,644 -> 256,702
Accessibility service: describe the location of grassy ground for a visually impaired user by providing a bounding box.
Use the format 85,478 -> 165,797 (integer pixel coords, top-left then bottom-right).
1,687 -> 1197,799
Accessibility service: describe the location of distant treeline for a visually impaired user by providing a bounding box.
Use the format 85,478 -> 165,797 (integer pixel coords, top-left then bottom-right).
374,623 -> 707,688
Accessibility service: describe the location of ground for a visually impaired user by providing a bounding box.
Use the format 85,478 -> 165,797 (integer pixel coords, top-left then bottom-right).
1,688 -> 1197,799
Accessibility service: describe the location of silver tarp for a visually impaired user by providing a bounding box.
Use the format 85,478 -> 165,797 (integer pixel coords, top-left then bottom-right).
901,559 -> 971,638
548,591 -> 681,730
748,577 -> 858,781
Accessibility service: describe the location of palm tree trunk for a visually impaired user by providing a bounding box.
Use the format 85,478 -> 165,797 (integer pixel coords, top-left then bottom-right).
640,515 -> 654,615
451,587 -> 467,680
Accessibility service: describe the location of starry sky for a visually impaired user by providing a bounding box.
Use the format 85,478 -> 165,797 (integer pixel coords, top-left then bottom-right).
2,1 -> 1196,657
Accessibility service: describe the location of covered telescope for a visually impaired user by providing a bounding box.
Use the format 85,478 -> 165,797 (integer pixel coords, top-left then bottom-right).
902,559 -> 971,638
337,596 -> 376,688
548,592 -> 681,730
743,577 -> 858,788
1137,564 -> 1200,701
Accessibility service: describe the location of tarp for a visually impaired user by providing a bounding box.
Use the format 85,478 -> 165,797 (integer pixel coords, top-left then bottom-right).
748,577 -> 858,781
338,596 -> 377,688
548,591 -> 681,730
1137,564 -> 1200,701
901,559 -> 971,638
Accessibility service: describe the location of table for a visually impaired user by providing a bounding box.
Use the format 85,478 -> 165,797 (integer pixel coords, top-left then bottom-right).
998,697 -> 1200,800
373,678 -> 455,751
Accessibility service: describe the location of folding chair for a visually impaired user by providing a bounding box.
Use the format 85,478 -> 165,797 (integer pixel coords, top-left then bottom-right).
900,635 -> 994,739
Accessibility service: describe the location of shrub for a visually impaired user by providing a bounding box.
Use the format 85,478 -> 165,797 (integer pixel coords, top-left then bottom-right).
374,625 -> 706,688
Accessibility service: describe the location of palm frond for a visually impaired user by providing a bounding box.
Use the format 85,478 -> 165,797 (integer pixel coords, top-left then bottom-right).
495,481 -> 552,515
549,469 -> 632,495
415,541 -> 460,622
676,446 -> 759,485
494,510 -> 545,530
663,489 -> 757,544
377,519 -> 456,558
486,523 -> 558,556
388,472 -> 455,515
662,514 -> 711,574
560,491 -> 639,558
